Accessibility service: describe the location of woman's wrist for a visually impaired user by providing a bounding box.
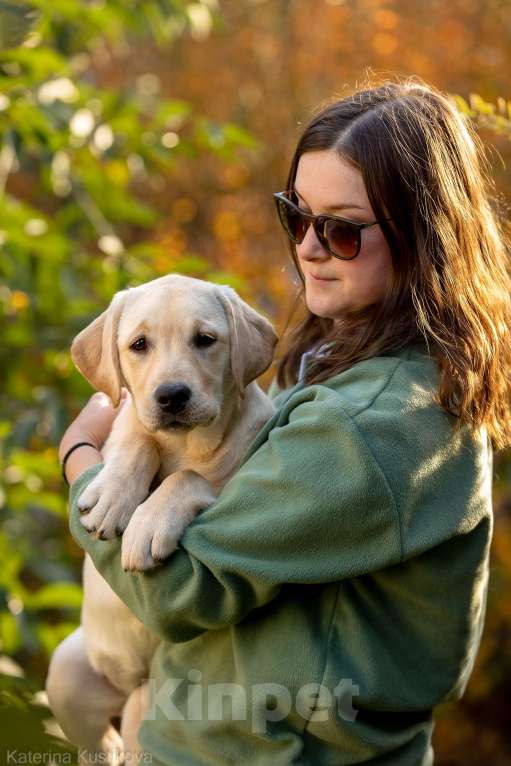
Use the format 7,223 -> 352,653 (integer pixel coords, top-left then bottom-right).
59,427 -> 102,486
63,443 -> 102,486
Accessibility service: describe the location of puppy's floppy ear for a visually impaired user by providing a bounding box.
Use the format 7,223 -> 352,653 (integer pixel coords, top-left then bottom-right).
215,285 -> 278,396
71,290 -> 128,406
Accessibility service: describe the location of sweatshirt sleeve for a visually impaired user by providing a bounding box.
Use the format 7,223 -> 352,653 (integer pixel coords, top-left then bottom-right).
69,390 -> 401,643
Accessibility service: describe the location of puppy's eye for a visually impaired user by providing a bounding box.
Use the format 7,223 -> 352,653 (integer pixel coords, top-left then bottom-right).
130,337 -> 147,352
194,333 -> 217,349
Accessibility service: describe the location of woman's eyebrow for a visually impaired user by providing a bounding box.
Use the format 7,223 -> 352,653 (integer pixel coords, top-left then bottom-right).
293,187 -> 365,211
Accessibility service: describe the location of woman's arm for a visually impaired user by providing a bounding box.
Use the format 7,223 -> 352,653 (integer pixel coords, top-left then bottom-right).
61,443 -> 102,485
59,391 -> 128,484
68,387 -> 402,644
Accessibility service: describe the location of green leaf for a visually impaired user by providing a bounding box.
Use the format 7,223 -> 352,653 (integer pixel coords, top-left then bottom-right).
0,2 -> 39,51
469,93 -> 496,115
36,619 -> 78,656
223,121 -> 259,149
0,612 -> 20,654
24,582 -> 82,611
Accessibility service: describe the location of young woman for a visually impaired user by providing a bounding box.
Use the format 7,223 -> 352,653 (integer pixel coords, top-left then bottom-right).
57,77 -> 511,765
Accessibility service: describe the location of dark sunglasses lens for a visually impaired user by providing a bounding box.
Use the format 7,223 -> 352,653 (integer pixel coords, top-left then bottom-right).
324,219 -> 359,259
277,198 -> 308,243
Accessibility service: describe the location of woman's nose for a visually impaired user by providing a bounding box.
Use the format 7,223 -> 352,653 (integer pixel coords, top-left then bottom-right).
296,223 -> 330,261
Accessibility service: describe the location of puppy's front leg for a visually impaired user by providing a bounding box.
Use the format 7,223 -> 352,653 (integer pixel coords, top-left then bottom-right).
78,433 -> 160,540
121,470 -> 216,572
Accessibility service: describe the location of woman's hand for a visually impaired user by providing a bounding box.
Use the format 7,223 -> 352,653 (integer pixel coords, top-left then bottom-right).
59,389 -> 129,486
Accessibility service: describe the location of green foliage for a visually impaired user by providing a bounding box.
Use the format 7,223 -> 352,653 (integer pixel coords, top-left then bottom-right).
0,669 -> 78,761
0,1 -> 258,745
0,3 -> 39,51
449,92 -> 511,138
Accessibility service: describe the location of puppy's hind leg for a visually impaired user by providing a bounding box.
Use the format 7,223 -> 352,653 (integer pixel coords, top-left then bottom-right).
120,683 -> 150,761
45,626 -> 126,765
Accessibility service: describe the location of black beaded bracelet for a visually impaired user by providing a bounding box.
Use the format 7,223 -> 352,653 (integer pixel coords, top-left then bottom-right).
61,442 -> 98,486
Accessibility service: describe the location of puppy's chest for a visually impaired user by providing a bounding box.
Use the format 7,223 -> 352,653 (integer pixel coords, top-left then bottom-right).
157,451 -> 186,478
156,450 -> 221,485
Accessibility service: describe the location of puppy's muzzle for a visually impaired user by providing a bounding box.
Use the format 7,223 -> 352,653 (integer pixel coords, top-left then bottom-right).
154,382 -> 192,414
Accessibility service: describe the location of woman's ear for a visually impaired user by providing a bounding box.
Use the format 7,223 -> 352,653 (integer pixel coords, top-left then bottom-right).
71,290 -> 128,406
215,285 -> 278,397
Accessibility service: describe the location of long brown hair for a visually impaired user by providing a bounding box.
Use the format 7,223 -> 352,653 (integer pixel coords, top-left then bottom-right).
274,76 -> 511,451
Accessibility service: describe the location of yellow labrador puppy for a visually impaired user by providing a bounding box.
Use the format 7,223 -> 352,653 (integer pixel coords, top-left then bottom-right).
46,274 -> 277,762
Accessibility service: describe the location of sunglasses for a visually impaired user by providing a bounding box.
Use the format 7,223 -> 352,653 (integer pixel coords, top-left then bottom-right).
273,190 -> 392,261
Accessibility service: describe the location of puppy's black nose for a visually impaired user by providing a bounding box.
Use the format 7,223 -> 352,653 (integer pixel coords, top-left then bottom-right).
154,383 -> 191,414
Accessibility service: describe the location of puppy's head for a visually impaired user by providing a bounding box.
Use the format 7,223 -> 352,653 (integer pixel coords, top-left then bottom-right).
71,275 -> 277,433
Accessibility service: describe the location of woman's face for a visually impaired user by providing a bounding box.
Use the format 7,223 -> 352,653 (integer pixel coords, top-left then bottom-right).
293,149 -> 394,319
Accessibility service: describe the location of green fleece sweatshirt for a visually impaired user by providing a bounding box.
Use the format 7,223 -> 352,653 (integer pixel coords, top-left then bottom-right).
68,342 -> 493,766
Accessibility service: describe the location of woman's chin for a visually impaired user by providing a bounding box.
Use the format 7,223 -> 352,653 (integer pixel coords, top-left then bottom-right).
306,297 -> 345,319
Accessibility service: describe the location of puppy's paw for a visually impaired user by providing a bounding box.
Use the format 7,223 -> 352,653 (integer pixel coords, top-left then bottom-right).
78,470 -> 142,540
121,503 -> 185,572
77,474 -> 102,515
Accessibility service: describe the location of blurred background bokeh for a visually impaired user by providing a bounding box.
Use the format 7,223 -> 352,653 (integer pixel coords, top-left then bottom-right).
1,1 -> 511,762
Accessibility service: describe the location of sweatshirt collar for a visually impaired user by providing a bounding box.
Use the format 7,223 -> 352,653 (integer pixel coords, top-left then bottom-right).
297,340 -> 430,384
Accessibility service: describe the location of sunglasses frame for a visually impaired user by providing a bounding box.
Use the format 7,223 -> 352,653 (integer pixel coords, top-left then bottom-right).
273,190 -> 392,261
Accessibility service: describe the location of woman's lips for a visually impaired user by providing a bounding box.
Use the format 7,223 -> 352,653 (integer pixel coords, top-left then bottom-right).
309,272 -> 337,282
